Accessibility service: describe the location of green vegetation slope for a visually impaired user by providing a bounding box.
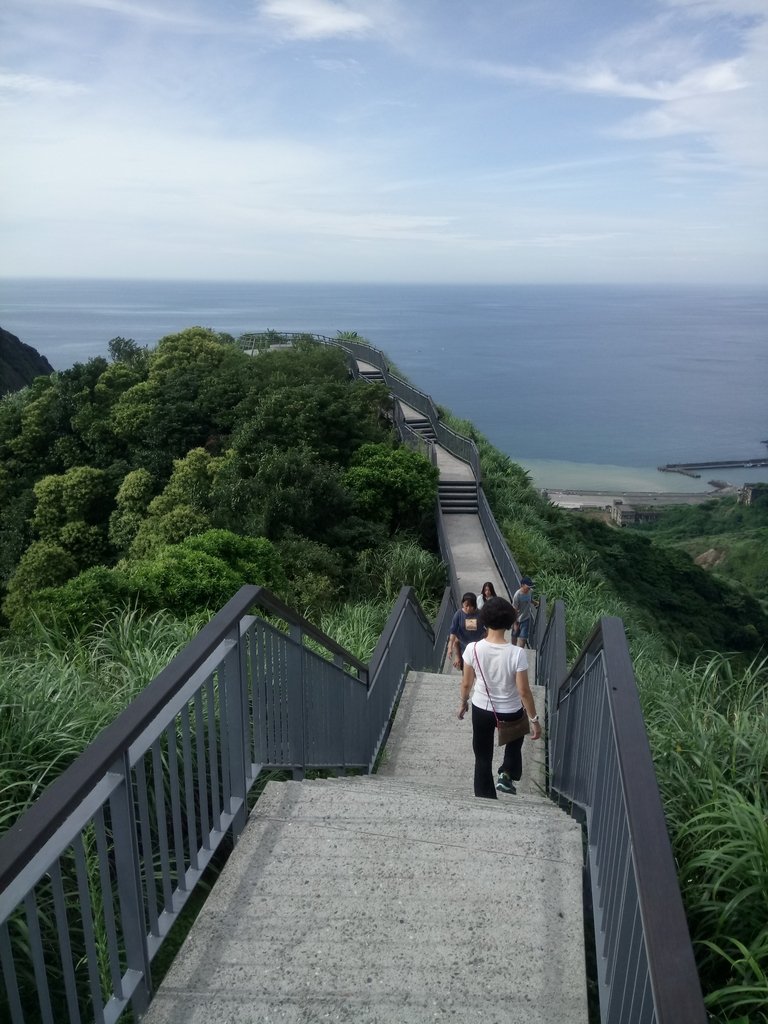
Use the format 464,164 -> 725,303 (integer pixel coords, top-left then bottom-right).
1,331 -> 765,1022
631,494 -> 768,608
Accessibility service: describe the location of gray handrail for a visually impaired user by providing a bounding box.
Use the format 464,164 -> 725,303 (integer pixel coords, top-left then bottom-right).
0,583 -> 439,1023
541,615 -> 706,1023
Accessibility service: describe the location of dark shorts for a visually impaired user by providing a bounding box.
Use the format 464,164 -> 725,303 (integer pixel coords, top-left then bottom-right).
517,618 -> 531,640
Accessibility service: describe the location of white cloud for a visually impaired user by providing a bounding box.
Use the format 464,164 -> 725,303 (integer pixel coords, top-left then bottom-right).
467,6 -> 768,172
661,0 -> 768,15
14,0 -> 234,32
312,57 -> 363,73
1,0 -> 765,282
0,70 -> 86,97
259,0 -> 374,40
469,57 -> 745,103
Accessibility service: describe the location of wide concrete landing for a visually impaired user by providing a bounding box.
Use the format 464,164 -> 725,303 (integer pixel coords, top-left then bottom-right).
442,515 -> 511,600
143,777 -> 585,1024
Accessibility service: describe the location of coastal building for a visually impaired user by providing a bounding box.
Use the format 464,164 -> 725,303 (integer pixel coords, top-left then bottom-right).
610,500 -> 662,527
739,483 -> 768,507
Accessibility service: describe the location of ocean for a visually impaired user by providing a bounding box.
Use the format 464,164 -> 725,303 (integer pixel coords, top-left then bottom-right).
1,278 -> 766,492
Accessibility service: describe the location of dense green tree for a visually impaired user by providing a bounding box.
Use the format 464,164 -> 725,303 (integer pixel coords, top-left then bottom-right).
108,468 -> 155,552
32,466 -> 112,541
111,328 -> 252,468
232,380 -> 390,467
5,376 -> 66,472
3,541 -> 78,625
127,531 -> 285,616
0,488 -> 35,592
127,548 -> 242,616
0,328 -> 440,636
233,340 -> 352,415
227,444 -> 353,542
129,449 -> 223,555
274,535 -> 346,617
344,443 -> 438,539
108,336 -> 149,369
182,530 -> 287,593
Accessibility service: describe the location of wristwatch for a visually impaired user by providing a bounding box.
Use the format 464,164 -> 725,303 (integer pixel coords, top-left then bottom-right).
529,715 -> 539,723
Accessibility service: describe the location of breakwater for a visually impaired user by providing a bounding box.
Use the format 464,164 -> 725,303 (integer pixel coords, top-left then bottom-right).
658,458 -> 768,479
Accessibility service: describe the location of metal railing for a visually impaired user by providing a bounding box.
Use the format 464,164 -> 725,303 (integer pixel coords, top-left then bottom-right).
477,490 -> 522,596
538,613 -> 706,1024
0,584 -> 440,1024
318,336 -> 535,626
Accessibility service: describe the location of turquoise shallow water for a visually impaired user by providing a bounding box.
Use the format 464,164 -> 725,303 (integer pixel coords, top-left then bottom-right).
519,459 -> 768,492
1,279 -> 766,490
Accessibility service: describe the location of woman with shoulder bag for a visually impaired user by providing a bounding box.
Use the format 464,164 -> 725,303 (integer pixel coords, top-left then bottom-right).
457,596 -> 542,798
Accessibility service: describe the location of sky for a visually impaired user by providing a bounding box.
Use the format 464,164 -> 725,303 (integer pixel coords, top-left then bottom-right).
1,0 -> 767,284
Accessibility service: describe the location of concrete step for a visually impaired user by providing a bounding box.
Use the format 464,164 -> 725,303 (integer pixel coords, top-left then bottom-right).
441,505 -> 480,514
408,420 -> 437,441
439,482 -> 478,514
143,777 -> 586,1024
302,774 -> 567,821
379,671 -> 547,800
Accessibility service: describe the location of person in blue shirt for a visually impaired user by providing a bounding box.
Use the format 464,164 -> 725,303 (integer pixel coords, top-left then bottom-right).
447,592 -> 486,670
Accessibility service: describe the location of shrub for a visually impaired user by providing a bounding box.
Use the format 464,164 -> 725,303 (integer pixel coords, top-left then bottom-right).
3,541 -> 78,627
353,537 -> 446,618
21,566 -> 133,635
275,536 -> 345,619
344,443 -> 438,539
128,547 -> 243,615
182,530 -> 287,594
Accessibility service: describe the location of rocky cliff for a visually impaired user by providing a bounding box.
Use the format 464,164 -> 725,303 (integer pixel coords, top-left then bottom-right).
0,326 -> 55,397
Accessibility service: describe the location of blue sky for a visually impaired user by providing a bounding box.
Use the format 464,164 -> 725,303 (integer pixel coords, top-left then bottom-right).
1,0 -> 766,283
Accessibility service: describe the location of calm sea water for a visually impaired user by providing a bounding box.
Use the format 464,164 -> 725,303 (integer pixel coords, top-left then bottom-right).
1,279 -> 766,491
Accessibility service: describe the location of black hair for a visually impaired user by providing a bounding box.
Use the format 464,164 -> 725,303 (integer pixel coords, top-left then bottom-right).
481,581 -> 497,598
478,596 -> 516,630
461,592 -> 477,608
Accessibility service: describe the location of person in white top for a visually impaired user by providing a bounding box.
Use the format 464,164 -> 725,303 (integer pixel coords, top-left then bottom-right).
457,596 -> 541,798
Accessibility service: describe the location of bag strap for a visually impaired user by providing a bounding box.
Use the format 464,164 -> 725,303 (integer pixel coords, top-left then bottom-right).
472,643 -> 500,726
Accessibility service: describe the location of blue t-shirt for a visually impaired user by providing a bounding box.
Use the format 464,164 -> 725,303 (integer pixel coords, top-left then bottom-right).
449,608 -> 486,649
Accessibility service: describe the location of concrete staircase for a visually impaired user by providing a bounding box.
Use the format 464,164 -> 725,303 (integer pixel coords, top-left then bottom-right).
358,366 -> 387,384
406,415 -> 437,444
439,479 -> 479,514
143,672 -> 587,1024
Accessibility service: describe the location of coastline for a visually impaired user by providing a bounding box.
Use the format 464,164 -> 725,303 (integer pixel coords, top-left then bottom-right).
518,457 -> 768,496
543,488 -> 734,510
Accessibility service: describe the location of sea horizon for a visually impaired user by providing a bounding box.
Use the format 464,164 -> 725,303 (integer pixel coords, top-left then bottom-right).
2,278 -> 766,493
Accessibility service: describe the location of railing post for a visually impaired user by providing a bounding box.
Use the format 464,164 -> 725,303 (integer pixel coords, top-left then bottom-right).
221,633 -> 248,841
288,624 -> 306,780
109,753 -> 152,1016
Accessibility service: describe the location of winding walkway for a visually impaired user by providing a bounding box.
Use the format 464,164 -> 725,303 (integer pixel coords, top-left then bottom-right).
141,374 -> 587,1024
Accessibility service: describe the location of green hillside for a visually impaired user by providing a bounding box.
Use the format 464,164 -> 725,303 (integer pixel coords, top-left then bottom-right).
630,494 -> 768,607
1,331 -> 766,1021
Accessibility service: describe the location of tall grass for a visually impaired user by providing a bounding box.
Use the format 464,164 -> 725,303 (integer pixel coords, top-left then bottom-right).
0,607 -> 206,830
318,537 -> 446,662
638,653 -> 768,1022
354,536 -> 446,618
320,600 -> 390,662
